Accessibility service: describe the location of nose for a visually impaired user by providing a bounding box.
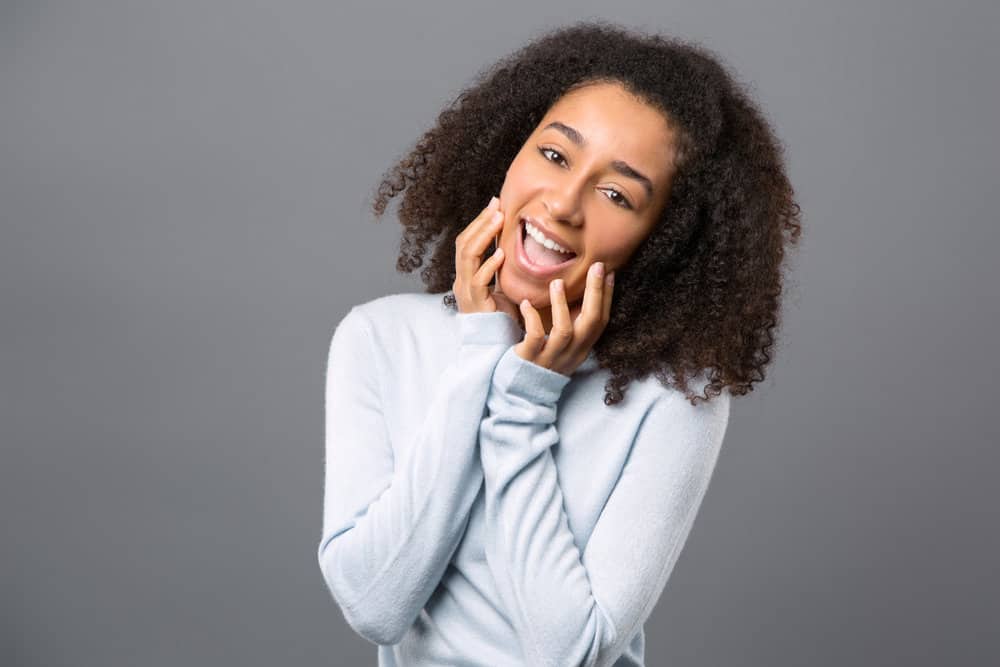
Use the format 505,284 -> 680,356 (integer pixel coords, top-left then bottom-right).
542,178 -> 586,228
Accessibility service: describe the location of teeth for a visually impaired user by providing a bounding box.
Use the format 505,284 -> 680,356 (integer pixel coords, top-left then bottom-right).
525,221 -> 573,254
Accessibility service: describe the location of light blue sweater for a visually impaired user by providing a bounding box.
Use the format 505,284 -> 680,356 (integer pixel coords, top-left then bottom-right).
317,292 -> 730,666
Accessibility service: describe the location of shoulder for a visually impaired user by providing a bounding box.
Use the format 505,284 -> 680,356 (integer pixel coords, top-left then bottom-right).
328,292 -> 455,378
331,292 -> 457,362
623,367 -> 731,436
648,370 -> 731,445
568,364 -> 729,438
347,291 -> 454,334
605,372 -> 732,482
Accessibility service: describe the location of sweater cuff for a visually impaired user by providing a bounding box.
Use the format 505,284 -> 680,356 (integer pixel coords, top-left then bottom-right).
457,311 -> 523,346
492,344 -> 571,406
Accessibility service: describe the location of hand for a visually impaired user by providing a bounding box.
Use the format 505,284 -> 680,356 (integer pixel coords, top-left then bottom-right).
452,196 -> 520,323
490,279 -> 523,327
515,262 -> 615,377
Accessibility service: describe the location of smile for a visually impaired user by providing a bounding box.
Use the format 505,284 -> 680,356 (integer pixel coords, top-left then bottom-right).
516,219 -> 579,278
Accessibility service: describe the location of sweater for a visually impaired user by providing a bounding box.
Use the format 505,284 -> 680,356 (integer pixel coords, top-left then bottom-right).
317,292 -> 731,666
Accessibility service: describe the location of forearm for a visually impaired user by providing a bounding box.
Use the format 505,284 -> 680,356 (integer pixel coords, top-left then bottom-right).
318,308 -> 521,645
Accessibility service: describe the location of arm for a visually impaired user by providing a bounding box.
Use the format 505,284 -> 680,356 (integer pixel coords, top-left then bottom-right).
317,306 -> 521,646
478,346 -> 731,667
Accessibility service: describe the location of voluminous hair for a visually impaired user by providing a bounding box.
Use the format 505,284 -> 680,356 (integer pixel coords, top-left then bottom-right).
370,20 -> 802,406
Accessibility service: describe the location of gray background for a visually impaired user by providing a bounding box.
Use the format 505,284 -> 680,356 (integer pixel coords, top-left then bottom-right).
2,1 -> 997,665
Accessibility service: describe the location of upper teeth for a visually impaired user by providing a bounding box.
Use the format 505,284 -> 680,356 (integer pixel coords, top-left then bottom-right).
525,221 -> 573,254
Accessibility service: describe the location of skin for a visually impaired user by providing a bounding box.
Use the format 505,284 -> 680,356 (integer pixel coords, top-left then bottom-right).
454,80 -> 678,376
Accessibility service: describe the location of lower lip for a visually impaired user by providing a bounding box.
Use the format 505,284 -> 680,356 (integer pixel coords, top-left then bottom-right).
515,220 -> 579,278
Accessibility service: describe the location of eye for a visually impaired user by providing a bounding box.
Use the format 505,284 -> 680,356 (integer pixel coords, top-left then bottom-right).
539,147 -> 567,167
602,188 -> 633,210
538,146 -> 634,210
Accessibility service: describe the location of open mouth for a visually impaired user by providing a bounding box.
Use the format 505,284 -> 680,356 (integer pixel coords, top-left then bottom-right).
518,219 -> 578,272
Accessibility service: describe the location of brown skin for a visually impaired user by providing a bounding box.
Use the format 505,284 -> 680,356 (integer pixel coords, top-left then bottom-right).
456,82 -> 677,376
511,261 -> 615,377
493,81 -> 676,335
452,196 -> 518,318
453,195 -> 616,377
373,22 -> 803,405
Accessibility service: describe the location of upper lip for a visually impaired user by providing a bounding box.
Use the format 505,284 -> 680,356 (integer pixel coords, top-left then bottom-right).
521,215 -> 577,255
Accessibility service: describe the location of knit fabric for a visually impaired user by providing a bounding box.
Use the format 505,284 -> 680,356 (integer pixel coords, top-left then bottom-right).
317,292 -> 730,666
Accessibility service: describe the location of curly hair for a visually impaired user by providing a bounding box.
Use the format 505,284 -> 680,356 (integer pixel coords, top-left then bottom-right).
370,20 -> 802,406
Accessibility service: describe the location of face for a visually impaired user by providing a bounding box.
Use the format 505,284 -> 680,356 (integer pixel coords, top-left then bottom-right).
496,80 -> 677,311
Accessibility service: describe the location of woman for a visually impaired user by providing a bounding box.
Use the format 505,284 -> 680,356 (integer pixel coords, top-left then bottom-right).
318,21 -> 801,666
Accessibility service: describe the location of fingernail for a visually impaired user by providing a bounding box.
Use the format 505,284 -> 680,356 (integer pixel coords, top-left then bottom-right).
489,196 -> 498,209
492,210 -> 502,223
593,262 -> 604,278
606,271 -> 615,287
552,279 -> 564,292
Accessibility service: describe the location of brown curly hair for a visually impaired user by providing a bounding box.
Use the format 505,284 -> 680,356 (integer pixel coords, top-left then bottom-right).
370,20 -> 802,406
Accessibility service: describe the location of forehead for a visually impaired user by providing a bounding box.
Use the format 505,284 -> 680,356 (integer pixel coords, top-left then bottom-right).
538,82 -> 676,175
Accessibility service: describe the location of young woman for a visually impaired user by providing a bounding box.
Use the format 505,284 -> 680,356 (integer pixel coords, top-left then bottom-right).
318,21 -> 801,666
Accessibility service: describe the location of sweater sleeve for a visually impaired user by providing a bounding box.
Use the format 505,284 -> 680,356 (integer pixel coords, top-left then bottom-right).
478,345 -> 731,667
317,305 -> 521,646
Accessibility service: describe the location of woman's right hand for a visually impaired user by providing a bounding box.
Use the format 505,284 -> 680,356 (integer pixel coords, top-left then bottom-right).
453,196 -> 519,322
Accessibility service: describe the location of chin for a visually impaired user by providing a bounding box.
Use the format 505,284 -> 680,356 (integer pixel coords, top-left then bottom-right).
498,274 -> 548,307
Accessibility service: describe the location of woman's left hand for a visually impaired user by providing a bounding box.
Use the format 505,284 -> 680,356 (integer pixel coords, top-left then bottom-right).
515,262 -> 615,377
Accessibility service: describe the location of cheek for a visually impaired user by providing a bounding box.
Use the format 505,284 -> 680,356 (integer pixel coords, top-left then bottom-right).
501,153 -> 544,197
589,230 -> 640,264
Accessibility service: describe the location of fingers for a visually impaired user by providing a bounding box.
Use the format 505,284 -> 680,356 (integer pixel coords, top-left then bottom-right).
453,197 -> 506,312
548,279 -> 573,347
456,197 -> 504,285
456,196 -> 499,236
602,270 -> 615,323
515,269 -> 615,373
564,262 -> 614,361
474,201 -> 504,253
572,261 -> 612,349
473,243 -> 504,286
577,262 -> 606,330
457,197 -> 503,252
519,299 -> 546,354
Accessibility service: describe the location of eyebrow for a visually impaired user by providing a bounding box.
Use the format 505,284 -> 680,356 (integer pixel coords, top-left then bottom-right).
543,121 -> 654,199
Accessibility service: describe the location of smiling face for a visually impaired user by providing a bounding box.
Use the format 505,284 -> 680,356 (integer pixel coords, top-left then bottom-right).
496,80 -> 678,315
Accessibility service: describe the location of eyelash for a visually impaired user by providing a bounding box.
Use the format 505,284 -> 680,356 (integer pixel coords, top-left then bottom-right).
538,147 -> 634,210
